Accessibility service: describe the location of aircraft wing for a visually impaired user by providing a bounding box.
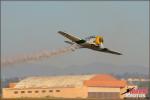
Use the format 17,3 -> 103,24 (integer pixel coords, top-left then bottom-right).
93,48 -> 122,55
58,31 -> 81,42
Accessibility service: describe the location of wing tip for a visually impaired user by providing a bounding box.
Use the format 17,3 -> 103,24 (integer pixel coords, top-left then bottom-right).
118,53 -> 123,55
115,52 -> 122,55
58,31 -> 67,36
58,31 -> 63,34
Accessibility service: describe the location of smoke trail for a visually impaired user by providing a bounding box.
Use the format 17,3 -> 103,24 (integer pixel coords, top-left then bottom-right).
1,45 -> 80,66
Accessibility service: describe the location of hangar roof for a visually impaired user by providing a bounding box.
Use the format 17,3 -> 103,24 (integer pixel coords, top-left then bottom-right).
15,74 -> 95,88
14,74 -> 126,88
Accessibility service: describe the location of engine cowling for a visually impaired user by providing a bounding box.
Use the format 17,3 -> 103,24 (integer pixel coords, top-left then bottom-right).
95,36 -> 104,45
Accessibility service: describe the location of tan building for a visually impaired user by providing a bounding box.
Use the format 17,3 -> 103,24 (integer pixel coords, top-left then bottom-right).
2,74 -> 127,99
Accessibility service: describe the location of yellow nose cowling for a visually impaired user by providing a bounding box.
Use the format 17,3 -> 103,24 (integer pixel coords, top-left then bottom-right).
95,36 -> 103,45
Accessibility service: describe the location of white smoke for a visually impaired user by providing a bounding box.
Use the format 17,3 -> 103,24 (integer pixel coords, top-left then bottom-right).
1,45 -> 80,66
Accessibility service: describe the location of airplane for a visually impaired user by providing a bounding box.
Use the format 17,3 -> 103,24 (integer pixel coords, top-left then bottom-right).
121,87 -> 135,95
58,31 -> 122,55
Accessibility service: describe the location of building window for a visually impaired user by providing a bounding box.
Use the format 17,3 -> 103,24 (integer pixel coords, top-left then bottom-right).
21,91 -> 25,93
35,90 -> 39,93
14,91 -> 18,94
49,90 -> 53,92
56,90 -> 60,92
28,91 -> 32,93
42,90 -> 46,93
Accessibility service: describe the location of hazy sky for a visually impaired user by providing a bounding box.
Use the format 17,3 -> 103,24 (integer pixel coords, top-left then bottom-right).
1,1 -> 149,79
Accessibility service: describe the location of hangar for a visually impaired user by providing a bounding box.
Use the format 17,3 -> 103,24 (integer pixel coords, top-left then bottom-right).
2,74 -> 127,99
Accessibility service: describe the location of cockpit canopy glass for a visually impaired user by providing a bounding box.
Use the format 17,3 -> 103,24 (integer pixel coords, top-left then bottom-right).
85,35 -> 96,40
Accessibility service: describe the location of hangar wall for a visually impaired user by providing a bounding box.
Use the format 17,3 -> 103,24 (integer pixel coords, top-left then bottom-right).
3,86 -> 88,98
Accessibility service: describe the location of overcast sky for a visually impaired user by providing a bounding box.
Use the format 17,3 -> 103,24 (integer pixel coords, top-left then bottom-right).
1,1 -> 149,79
